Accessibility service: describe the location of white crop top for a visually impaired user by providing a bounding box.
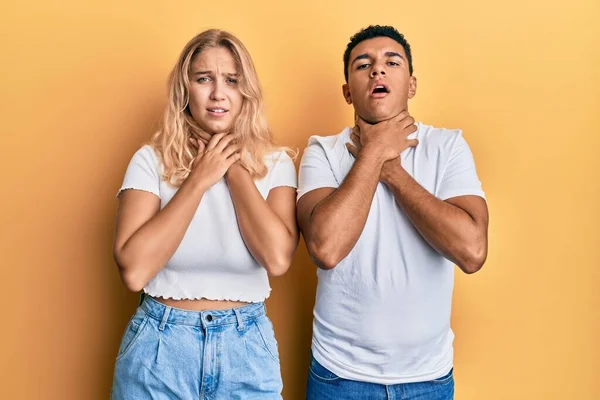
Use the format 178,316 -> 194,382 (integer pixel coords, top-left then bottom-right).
117,145 -> 298,302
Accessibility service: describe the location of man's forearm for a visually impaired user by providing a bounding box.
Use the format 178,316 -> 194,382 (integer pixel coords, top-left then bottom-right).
307,150 -> 384,269
382,161 -> 487,273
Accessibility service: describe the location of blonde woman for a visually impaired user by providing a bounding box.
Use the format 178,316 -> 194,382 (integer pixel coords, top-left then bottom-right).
110,29 -> 298,399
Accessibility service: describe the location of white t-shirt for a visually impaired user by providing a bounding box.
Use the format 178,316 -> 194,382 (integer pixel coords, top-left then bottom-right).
298,123 -> 485,384
118,145 -> 297,302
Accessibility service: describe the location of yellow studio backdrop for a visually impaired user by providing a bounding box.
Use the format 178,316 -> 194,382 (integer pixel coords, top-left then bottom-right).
1,0 -> 598,398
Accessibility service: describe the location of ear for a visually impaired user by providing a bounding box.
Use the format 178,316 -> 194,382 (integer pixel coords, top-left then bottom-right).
342,83 -> 352,104
408,76 -> 417,99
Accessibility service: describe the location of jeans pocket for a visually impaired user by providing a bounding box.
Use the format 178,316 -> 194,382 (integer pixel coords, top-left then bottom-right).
253,316 -> 280,363
431,368 -> 454,385
116,309 -> 150,361
309,355 -> 341,383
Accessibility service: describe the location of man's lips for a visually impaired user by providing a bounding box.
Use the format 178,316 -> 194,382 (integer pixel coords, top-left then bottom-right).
370,82 -> 390,98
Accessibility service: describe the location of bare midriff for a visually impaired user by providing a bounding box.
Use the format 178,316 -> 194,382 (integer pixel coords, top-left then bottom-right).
152,297 -> 249,311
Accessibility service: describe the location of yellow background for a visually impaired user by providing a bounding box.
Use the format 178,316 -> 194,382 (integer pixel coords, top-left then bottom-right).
1,0 -> 598,398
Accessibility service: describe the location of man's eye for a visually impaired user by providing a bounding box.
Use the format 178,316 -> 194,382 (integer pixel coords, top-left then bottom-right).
388,62 -> 399,66
357,64 -> 370,70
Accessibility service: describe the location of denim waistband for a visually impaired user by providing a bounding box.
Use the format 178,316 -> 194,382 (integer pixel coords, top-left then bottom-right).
140,296 -> 266,330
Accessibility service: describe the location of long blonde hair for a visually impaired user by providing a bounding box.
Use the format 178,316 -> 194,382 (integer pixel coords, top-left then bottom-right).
151,29 -> 291,186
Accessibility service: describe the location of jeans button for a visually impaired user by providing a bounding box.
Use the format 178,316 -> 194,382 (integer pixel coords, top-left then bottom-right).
206,314 -> 213,322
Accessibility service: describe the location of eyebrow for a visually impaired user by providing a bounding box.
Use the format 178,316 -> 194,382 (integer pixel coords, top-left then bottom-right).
351,51 -> 404,66
193,70 -> 239,77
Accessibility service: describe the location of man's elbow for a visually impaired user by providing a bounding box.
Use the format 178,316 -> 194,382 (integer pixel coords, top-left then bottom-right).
307,241 -> 343,270
459,243 -> 487,274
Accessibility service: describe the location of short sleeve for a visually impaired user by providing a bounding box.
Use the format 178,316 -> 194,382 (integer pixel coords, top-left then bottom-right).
117,145 -> 161,198
267,151 -> 298,190
437,133 -> 486,201
297,138 -> 339,201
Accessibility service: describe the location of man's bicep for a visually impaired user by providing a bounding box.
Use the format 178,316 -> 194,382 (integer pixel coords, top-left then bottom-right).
297,141 -> 339,199
445,195 -> 489,228
296,187 -> 336,236
437,134 -> 485,201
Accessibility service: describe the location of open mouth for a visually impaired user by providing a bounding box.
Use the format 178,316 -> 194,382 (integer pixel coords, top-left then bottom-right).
371,84 -> 389,94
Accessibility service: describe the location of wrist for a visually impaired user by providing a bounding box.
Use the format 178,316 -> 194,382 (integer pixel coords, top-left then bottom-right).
185,169 -> 211,194
381,158 -> 405,184
358,144 -> 387,168
225,162 -> 246,181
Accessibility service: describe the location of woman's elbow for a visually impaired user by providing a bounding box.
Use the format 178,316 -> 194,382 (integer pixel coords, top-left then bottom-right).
114,250 -> 147,292
121,271 -> 146,292
263,235 -> 299,276
266,266 -> 289,277
264,257 -> 293,277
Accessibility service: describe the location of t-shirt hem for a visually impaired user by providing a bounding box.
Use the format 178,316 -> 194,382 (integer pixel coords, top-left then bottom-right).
311,341 -> 453,385
270,184 -> 298,190
143,288 -> 271,303
297,184 -> 338,202
116,186 -> 160,198
439,189 -> 486,201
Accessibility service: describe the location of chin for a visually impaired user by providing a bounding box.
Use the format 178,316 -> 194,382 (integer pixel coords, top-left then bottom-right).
205,123 -> 233,135
362,113 -> 390,124
374,110 -> 402,123
358,107 -> 391,123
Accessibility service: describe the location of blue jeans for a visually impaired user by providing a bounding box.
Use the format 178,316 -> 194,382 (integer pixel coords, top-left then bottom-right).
306,354 -> 454,400
111,296 -> 282,399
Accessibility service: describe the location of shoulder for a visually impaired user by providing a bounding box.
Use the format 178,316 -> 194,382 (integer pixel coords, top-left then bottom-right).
262,149 -> 297,178
130,144 -> 161,166
264,149 -> 293,163
416,122 -> 465,150
305,128 -> 351,150
263,149 -> 295,171
253,149 -> 298,194
301,128 -> 352,165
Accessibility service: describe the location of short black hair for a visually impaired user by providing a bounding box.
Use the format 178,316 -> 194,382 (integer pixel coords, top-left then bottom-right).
343,25 -> 413,82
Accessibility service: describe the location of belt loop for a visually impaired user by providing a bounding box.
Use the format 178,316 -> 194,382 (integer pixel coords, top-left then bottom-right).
233,308 -> 244,331
159,306 -> 172,331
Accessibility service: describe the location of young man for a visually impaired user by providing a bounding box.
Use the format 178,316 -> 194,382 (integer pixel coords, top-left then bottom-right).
297,25 -> 489,399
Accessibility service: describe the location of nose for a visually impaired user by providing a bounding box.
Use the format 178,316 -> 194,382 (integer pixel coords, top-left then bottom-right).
210,80 -> 225,101
370,62 -> 386,78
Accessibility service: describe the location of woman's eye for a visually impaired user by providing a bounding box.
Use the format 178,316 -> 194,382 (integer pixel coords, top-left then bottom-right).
226,78 -> 238,85
197,76 -> 210,82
